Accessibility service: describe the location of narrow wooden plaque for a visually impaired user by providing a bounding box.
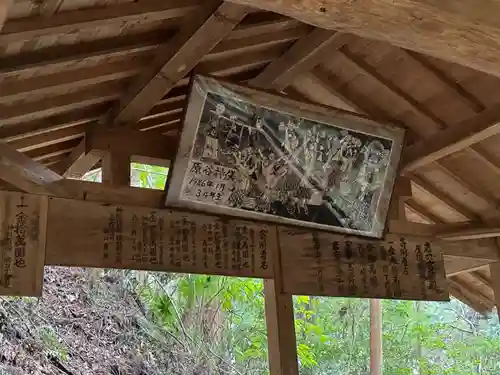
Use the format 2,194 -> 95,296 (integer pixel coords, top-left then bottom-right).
45,197 -> 274,278
279,228 -> 449,301
0,192 -> 47,296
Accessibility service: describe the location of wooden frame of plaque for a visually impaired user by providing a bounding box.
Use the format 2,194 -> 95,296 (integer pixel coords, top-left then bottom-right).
165,75 -> 405,239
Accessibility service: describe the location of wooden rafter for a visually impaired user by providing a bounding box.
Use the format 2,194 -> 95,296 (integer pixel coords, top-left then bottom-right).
109,1 -> 251,126
0,0 -> 200,43
0,0 -> 9,31
228,0 -> 500,78
490,262 -> 500,318
0,140 -> 69,196
409,174 -> 478,222
402,104 -> 500,173
249,28 -> 346,90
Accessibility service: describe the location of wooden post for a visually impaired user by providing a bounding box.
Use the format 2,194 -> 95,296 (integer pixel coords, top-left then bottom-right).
489,260 -> 500,319
101,152 -> 130,186
264,230 -> 299,375
370,299 -> 383,375
0,0 -> 10,32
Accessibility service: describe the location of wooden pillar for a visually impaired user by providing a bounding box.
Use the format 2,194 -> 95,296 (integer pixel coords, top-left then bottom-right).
489,260 -> 500,319
101,152 -> 130,186
370,299 -> 383,375
0,0 -> 10,32
264,231 -> 299,375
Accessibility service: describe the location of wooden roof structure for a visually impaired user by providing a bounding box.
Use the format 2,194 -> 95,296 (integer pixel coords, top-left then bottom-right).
2,1 -> 500,370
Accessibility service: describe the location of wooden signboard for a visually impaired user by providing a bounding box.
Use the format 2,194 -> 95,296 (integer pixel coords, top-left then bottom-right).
166,75 -> 405,239
45,197 -> 274,279
0,192 -> 47,296
279,228 -> 449,301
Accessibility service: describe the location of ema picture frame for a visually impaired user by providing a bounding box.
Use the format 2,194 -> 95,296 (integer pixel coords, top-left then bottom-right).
165,75 -> 405,239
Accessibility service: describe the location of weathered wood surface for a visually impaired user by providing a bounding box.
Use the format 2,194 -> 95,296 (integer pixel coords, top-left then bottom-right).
402,104 -> 500,173
279,228 -> 449,301
41,193 -> 449,300
0,0 -> 9,32
227,0 -> 500,78
0,192 -> 47,296
45,197 -> 274,279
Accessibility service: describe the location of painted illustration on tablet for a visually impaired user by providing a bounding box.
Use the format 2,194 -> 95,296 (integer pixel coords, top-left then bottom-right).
177,90 -> 394,235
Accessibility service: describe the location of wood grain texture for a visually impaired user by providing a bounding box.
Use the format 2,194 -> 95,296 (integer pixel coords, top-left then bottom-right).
0,192 -> 47,296
402,104 -> 500,173
110,1 -> 250,125
489,261 -> 500,319
228,0 -> 500,78
249,28 -> 344,90
0,0 -> 9,32
264,229 -> 299,375
45,196 -> 275,279
1,0 -> 199,43
279,228 -> 449,301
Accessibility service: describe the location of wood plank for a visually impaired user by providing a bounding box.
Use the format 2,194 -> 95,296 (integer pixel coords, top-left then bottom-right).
370,299 -> 382,375
249,28 -> 345,90
1,0 -> 199,43
0,104 -> 107,143
402,104 -> 500,173
0,82 -> 123,125
438,226 -> 500,241
0,141 -> 69,196
489,261 -> 500,319
45,196 -> 275,278
279,228 -> 449,301
0,28 -> 172,76
110,2 -> 250,126
0,191 -> 47,296
0,59 -> 143,102
410,174 -> 478,221
59,139 -> 104,179
88,129 -> 179,161
102,152 -> 131,187
0,0 -> 10,32
264,228 -> 299,375
227,0 -> 500,78
8,124 -> 86,153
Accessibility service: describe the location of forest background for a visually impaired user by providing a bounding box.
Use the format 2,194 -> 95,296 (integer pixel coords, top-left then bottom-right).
0,164 -> 498,375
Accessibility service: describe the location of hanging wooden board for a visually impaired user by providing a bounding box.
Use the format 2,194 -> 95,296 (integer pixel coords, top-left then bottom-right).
279,228 -> 449,301
45,197 -> 274,278
0,192 -> 47,296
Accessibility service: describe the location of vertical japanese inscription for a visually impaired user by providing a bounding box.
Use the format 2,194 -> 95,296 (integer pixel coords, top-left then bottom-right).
0,193 -> 45,296
279,229 -> 448,301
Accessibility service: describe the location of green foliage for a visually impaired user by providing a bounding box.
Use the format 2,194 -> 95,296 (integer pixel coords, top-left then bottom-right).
82,161 -> 500,374
38,325 -> 69,361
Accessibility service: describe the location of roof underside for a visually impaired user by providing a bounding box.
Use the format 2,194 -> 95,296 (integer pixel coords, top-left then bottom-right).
2,0 -> 500,313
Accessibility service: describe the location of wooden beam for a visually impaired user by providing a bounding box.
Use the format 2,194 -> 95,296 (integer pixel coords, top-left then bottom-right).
0,29 -> 171,76
58,139 -> 104,179
58,128 -> 178,179
102,152 -> 131,187
0,0 -> 9,32
489,262 -> 500,319
0,0 -> 199,43
0,82 -> 122,125
227,0 -> 500,79
370,299 -> 382,375
0,59 -> 142,102
110,2 -> 250,126
410,174 -> 478,221
402,104 -> 500,173
249,28 -> 345,90
88,129 -> 178,161
438,226 -> 500,241
0,140 -> 68,196
264,229 -> 299,375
